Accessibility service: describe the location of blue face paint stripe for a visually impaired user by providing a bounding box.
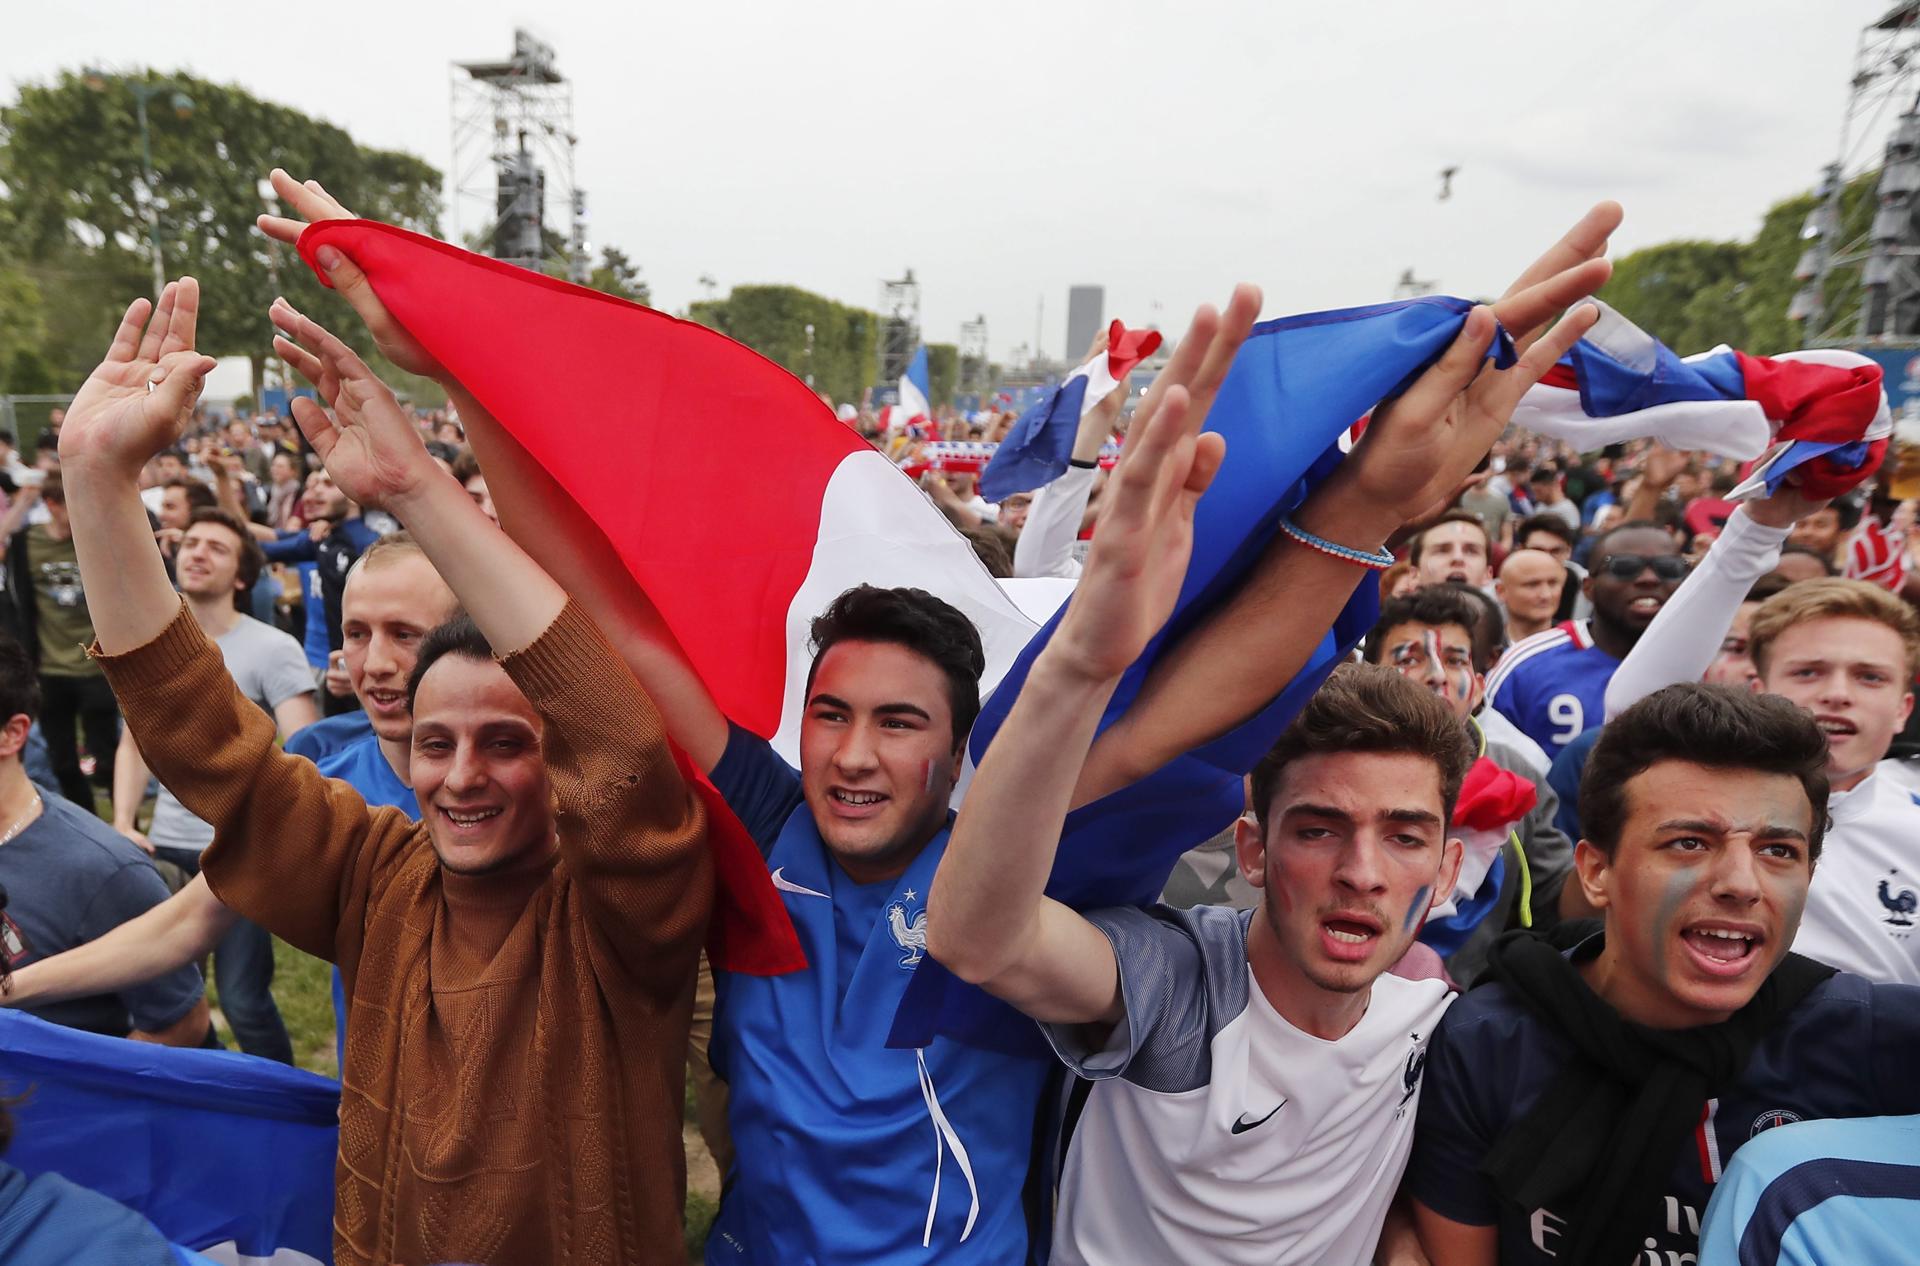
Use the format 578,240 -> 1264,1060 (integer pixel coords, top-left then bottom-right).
1404,883 -> 1430,933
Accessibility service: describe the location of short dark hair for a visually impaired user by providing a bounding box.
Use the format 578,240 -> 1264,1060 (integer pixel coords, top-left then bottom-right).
805,585 -> 985,750
1516,512 -> 1577,551
1250,663 -> 1476,830
406,614 -> 492,710
1579,683 -> 1830,861
186,507 -> 266,593
1446,581 -> 1508,671
963,526 -> 1012,579
1777,543 -> 1838,576
0,632 -> 40,725
1410,511 -> 1491,564
32,433 -> 56,453
163,478 -> 217,511
451,450 -> 483,486
1365,585 -> 1495,674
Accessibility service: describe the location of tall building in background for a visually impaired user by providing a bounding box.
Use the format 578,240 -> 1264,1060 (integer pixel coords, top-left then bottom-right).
1066,285 -> 1105,361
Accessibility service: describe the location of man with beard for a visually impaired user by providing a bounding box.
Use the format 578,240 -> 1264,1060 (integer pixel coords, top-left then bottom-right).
1483,521 -> 1683,759
1604,487 -> 1920,985
1408,684 -> 1920,1266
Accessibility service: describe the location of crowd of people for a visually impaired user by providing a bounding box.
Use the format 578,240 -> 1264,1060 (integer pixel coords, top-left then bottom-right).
0,171 -> 1913,1266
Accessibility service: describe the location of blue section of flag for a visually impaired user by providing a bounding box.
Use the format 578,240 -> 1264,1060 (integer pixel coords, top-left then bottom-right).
890,295 -> 1513,1050
0,1010 -> 339,1262
905,346 -> 929,401
1568,337 -> 1745,417
978,375 -> 1092,501
1761,438 -> 1875,493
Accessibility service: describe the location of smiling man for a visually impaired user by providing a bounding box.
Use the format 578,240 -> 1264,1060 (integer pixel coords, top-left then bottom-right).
55,281 -> 709,1265
1408,683 -> 1920,1266
1484,520 -> 1684,758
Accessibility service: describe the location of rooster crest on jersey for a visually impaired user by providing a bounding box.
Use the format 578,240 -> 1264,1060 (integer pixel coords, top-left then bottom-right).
1880,874 -> 1917,927
888,899 -> 929,968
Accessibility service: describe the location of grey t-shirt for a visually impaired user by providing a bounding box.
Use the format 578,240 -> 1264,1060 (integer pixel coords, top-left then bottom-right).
0,795 -> 204,1035
146,615 -> 315,853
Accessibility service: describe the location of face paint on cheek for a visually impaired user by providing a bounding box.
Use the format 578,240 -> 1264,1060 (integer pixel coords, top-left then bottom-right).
1651,870 -> 1697,988
923,759 -> 937,794
1403,883 -> 1430,933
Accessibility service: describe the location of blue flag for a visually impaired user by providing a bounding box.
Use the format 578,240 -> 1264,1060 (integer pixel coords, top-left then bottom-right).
0,1010 -> 340,1262
891,296 -> 1515,1049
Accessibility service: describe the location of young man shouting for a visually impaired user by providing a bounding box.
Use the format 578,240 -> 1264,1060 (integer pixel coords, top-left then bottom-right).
1604,485 -> 1920,984
1408,683 -> 1920,1266
58,279 -> 709,1266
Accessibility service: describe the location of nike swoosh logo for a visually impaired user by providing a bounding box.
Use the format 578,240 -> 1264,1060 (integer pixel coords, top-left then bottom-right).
770,867 -> 830,899
1230,1100 -> 1286,1134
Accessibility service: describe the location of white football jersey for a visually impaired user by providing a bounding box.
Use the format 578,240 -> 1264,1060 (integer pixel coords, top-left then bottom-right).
1792,771 -> 1920,985
1045,905 -> 1452,1266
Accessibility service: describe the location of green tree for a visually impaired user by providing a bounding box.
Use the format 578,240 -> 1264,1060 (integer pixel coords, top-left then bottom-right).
1595,240 -> 1744,353
588,246 -> 651,306
926,343 -> 958,406
689,284 -> 878,405
0,68 -> 440,390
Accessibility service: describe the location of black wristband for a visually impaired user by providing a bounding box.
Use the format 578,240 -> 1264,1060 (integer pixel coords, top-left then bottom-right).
1068,458 -> 1098,469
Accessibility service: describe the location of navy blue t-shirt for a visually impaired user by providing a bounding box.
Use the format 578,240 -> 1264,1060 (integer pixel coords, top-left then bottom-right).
1407,950 -> 1920,1264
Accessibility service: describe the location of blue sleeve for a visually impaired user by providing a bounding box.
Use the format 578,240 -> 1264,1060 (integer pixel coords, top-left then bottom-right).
82,863 -> 204,1032
1547,729 -> 1597,842
707,722 -> 804,855
1405,1004 -> 1503,1226
260,531 -> 317,564
1871,984 -> 1920,1114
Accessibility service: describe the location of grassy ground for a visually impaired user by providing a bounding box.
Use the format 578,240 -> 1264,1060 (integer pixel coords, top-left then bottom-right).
249,938 -> 718,1259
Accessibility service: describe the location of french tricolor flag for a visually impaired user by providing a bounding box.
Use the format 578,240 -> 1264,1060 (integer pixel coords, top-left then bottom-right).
1513,301 -> 1890,500
290,230 -> 1559,1036
977,320 -> 1162,501
879,345 -> 932,434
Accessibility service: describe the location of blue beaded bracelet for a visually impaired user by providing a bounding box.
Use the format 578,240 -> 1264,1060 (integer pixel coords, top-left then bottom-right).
1277,515 -> 1396,571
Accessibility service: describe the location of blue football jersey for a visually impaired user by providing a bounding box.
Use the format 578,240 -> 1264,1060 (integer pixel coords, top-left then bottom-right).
1484,620 -> 1621,761
1699,1114 -> 1920,1266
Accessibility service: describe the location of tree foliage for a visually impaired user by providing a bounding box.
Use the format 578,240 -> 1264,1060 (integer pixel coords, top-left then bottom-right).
1596,171 -> 1879,356
926,343 -> 958,406
0,68 -> 440,388
688,285 -> 878,405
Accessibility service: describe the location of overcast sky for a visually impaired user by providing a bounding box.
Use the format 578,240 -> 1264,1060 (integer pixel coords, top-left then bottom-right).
3,1 -> 1904,361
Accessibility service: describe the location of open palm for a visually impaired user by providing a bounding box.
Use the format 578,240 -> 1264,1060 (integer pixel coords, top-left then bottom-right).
270,298 -> 435,510
61,280 -> 217,473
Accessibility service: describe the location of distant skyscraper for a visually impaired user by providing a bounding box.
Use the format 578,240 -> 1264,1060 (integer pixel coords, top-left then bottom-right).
1066,285 -> 1105,361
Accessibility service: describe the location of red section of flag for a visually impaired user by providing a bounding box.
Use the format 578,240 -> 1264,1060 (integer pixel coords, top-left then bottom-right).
1538,362 -> 1580,391
1734,352 -> 1883,446
1105,320 -> 1162,381
297,220 -> 809,975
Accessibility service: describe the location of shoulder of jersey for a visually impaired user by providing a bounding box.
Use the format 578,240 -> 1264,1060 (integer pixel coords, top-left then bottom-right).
1484,621 -> 1581,694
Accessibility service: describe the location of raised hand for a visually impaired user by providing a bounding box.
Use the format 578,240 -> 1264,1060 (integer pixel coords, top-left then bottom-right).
60,279 -> 218,477
256,168 -> 446,382
1347,203 -> 1620,519
1048,288 -> 1258,682
269,297 -> 443,512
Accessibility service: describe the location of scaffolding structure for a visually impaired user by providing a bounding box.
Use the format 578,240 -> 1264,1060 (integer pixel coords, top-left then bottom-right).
1795,2 -> 1920,339
450,30 -> 591,280
877,270 -> 922,388
958,315 -> 990,396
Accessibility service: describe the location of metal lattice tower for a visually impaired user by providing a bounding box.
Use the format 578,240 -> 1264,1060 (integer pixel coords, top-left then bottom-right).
1794,2 -> 1920,340
450,30 -> 590,280
878,270 -> 921,387
958,315 -> 990,395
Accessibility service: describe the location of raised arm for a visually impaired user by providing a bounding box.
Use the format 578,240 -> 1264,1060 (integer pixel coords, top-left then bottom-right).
927,335 -> 1226,1023
257,169 -> 730,772
58,279 -> 414,966
1074,203 -> 1619,806
1601,488 -> 1815,719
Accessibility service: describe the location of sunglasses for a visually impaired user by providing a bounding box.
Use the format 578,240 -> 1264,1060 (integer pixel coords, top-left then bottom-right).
1597,553 -> 1690,581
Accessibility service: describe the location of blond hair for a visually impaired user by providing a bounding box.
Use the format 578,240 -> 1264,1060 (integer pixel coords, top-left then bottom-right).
1748,577 -> 1920,681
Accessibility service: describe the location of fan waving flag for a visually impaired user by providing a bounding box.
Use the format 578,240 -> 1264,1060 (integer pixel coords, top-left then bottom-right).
1513,300 -> 1890,499
891,296 -> 1522,1049
297,220 -> 1039,975
977,319 -> 1163,501
0,1010 -> 339,1264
